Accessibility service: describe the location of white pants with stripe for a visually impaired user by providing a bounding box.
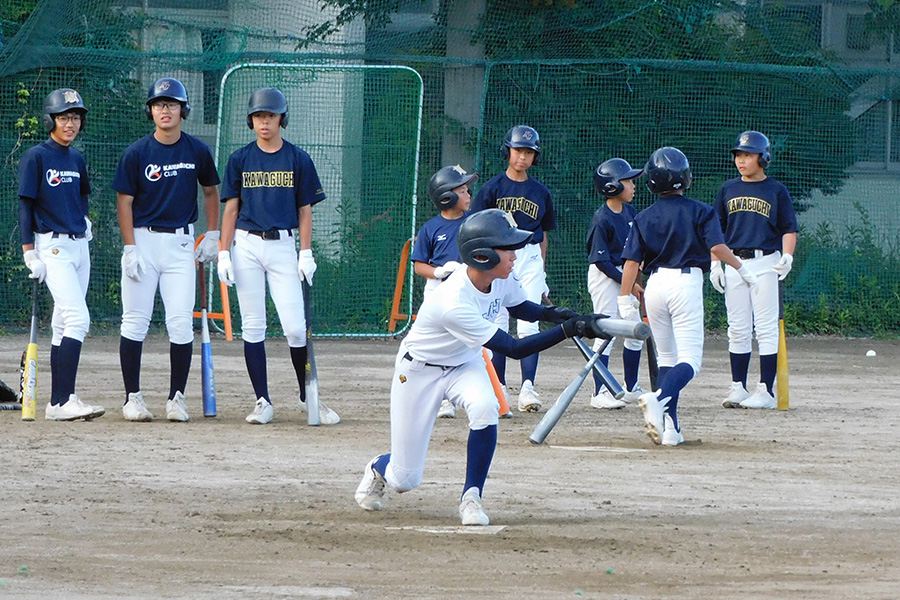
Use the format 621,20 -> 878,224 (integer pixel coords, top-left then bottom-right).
644,267 -> 704,374
35,232 -> 90,344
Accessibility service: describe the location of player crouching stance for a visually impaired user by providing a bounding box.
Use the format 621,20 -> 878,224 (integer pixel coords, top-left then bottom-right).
355,209 -> 605,525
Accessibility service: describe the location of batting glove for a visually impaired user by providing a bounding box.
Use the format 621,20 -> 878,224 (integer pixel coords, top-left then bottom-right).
194,230 -> 220,263
736,265 -> 759,292
84,216 -> 93,242
542,305 -> 579,324
121,245 -> 146,282
616,294 -> 640,320
298,249 -> 317,285
432,260 -> 461,280
23,250 -> 46,283
562,314 -> 600,338
709,261 -> 725,294
772,253 -> 793,280
217,250 -> 235,286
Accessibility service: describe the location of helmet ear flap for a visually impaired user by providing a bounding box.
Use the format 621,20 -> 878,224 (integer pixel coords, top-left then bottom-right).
602,181 -> 623,197
759,150 -> 771,169
500,143 -> 509,160
439,190 -> 459,209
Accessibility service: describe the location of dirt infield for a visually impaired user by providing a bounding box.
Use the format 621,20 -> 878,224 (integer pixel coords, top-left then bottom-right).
1,333 -> 898,599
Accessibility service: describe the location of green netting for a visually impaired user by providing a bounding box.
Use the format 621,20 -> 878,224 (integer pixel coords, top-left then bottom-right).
2,0 -> 900,336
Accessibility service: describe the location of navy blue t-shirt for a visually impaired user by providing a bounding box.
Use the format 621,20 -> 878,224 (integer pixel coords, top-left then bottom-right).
713,177 -> 798,251
222,140 -> 326,231
112,133 -> 220,228
411,214 -> 466,267
18,138 -> 90,244
471,173 -> 555,244
622,195 -> 725,273
586,203 -> 637,284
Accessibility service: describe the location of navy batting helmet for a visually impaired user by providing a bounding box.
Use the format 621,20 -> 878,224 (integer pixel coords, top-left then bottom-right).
500,125 -> 541,164
593,158 -> 643,198
247,87 -> 289,129
427,165 -> 478,210
645,147 -> 692,195
457,209 -> 532,271
145,77 -> 190,120
731,130 -> 771,168
43,88 -> 87,133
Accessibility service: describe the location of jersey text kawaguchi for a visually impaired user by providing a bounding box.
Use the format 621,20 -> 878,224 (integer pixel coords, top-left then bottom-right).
242,171 -> 294,188
726,196 -> 771,218
495,196 -> 539,220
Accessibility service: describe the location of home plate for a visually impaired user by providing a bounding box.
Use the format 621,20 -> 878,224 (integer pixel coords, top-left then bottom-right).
386,525 -> 507,534
549,445 -> 649,453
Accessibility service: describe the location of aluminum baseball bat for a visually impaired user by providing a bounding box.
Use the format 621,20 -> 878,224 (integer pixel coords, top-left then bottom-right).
529,351 -> 600,445
572,336 -> 624,399
198,263 -> 217,417
21,280 -> 39,421
302,281 -> 321,426
592,317 -> 651,341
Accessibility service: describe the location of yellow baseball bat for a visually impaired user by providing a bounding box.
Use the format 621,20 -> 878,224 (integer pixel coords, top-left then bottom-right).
776,318 -> 789,410
22,280 -> 39,421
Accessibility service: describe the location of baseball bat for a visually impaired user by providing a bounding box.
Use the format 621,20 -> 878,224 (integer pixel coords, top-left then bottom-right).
638,298 -> 660,392
198,263 -> 217,417
21,280 -> 39,421
529,351 -> 601,445
572,337 -> 623,398
592,317 -> 651,341
777,319 -> 789,410
301,280 -> 321,426
0,404 -> 21,411
482,348 -> 511,416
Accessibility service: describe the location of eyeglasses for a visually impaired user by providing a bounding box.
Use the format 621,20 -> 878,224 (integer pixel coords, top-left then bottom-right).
151,101 -> 181,111
55,115 -> 82,124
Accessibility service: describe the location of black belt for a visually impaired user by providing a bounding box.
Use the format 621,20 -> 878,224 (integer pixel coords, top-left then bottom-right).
651,266 -> 693,274
51,231 -> 86,240
402,352 -> 452,370
733,248 -> 777,260
247,229 -> 292,240
148,226 -> 190,234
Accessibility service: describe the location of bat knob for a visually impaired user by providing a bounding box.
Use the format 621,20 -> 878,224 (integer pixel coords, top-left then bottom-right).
632,321 -> 652,341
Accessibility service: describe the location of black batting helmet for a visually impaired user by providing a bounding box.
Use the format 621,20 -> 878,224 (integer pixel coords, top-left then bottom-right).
731,130 -> 771,168
43,88 -> 87,133
593,158 -> 643,198
427,165 -> 478,210
500,125 -> 541,164
145,77 -> 191,120
247,87 -> 289,129
645,147 -> 692,195
457,209 -> 532,271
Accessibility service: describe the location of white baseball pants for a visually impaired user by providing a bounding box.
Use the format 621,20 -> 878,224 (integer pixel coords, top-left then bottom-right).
35,232 -> 90,344
724,251 -> 780,355
644,267 -> 704,374
495,243 -> 547,337
587,264 -> 644,355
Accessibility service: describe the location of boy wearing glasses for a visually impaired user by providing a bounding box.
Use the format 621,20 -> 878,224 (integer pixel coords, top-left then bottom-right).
112,77 -> 220,422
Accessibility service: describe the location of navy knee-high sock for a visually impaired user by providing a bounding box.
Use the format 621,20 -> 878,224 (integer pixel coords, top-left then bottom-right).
657,366 -> 672,389
623,348 -> 642,392
592,353 -> 611,394
120,337 -> 143,398
244,341 -> 269,402
520,352 -> 539,384
463,424 -> 497,497
658,362 -> 695,431
57,337 -> 82,401
50,343 -> 61,406
289,345 -> 308,402
730,352 -> 751,388
374,453 -> 391,477
760,353 -> 777,395
169,342 -> 192,399
491,351 -> 507,386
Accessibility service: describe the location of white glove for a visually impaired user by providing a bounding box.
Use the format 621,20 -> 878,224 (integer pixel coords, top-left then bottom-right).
194,230 -> 220,263
736,265 -> 759,292
23,250 -> 46,283
432,260 -> 461,280
217,250 -> 235,286
709,261 -> 725,294
772,253 -> 793,280
298,249 -> 317,285
84,216 -> 93,242
121,245 -> 146,282
617,294 -> 640,320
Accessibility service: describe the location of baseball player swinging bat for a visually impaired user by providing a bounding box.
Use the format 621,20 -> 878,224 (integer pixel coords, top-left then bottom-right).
198,263 -> 217,417
301,281 -> 321,426
21,280 -> 39,421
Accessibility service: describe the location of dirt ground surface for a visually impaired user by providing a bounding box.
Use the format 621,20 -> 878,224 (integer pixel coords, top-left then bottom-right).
1,333 -> 899,599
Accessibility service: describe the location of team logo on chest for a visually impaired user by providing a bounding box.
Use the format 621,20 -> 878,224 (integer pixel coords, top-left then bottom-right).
145,164 -> 162,181
482,298 -> 502,322
45,168 -> 78,187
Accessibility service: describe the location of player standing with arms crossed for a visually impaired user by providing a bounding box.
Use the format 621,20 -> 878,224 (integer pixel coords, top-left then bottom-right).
710,131 -> 798,409
217,87 -> 339,425
471,125 -> 556,412
412,164 -> 477,419
19,88 -> 104,420
619,147 -> 758,446
586,158 -> 646,409
355,209 -> 600,525
114,77 -> 221,422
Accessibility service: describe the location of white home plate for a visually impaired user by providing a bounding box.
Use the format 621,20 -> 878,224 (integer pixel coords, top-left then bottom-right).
386,525 -> 507,534
549,445 -> 649,453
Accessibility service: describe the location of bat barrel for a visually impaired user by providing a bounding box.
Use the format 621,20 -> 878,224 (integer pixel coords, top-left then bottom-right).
593,317 -> 651,340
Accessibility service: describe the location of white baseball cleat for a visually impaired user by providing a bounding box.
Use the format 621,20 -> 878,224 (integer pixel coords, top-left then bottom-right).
622,385 -> 645,404
722,381 -> 751,408
165,391 -> 190,422
638,390 -> 666,445
48,394 -> 102,421
740,383 -> 777,410
459,487 -> 489,526
246,397 -> 274,424
517,380 -> 541,412
437,398 -> 456,419
590,389 -> 626,409
123,391 -> 153,422
661,413 -> 684,446
299,398 -> 340,425
355,456 -> 387,511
